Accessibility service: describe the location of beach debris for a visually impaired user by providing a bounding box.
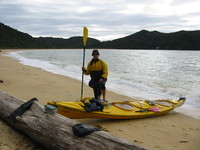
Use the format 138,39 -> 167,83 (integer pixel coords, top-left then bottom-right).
72,123 -> 100,137
9,97 -> 38,121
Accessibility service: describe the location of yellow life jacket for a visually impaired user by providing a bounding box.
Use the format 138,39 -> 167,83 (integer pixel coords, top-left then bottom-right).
85,59 -> 108,80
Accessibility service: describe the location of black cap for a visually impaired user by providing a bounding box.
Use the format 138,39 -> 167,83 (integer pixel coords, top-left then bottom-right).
92,49 -> 100,55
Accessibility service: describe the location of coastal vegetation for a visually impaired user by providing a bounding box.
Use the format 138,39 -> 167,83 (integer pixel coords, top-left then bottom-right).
1,22 -> 200,50
0,22 -> 47,49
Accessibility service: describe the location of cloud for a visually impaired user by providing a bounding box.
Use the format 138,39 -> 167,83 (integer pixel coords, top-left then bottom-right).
0,0 -> 200,41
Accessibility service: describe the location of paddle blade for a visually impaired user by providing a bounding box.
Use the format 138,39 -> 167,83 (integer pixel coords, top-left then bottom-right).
83,27 -> 88,46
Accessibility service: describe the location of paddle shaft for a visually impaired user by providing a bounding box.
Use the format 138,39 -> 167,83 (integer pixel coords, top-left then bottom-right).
80,46 -> 86,100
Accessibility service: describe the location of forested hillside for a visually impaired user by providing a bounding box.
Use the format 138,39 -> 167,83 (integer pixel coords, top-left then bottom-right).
0,22 -> 47,48
1,22 -> 200,50
100,30 -> 200,50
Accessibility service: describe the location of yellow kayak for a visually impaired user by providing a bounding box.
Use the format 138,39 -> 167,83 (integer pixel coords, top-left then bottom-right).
47,97 -> 185,119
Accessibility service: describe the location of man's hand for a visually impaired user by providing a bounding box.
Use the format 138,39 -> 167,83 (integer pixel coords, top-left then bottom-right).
82,67 -> 86,72
99,79 -> 104,83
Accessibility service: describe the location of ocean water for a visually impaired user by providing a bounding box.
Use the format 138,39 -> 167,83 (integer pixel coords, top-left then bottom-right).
5,49 -> 200,119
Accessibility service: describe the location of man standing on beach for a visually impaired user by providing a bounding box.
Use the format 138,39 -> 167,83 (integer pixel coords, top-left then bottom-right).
82,50 -> 108,100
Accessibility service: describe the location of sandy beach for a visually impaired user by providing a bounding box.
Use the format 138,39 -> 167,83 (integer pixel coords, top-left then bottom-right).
0,49 -> 200,150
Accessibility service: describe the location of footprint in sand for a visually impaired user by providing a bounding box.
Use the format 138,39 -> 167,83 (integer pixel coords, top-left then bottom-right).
179,140 -> 188,143
133,140 -> 143,144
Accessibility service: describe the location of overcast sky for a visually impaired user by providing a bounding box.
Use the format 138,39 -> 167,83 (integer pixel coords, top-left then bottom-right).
1,0 -> 200,41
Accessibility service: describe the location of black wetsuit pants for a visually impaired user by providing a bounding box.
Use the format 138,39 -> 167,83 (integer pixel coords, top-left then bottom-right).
89,78 -> 107,99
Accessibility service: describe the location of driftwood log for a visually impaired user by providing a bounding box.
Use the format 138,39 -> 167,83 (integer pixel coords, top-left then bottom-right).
0,91 -> 147,150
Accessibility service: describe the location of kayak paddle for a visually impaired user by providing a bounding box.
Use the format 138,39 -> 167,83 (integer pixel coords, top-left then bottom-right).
81,27 -> 88,100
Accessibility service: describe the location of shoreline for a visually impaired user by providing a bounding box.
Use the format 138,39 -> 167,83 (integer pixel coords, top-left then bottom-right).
1,49 -> 133,104
0,49 -> 200,150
